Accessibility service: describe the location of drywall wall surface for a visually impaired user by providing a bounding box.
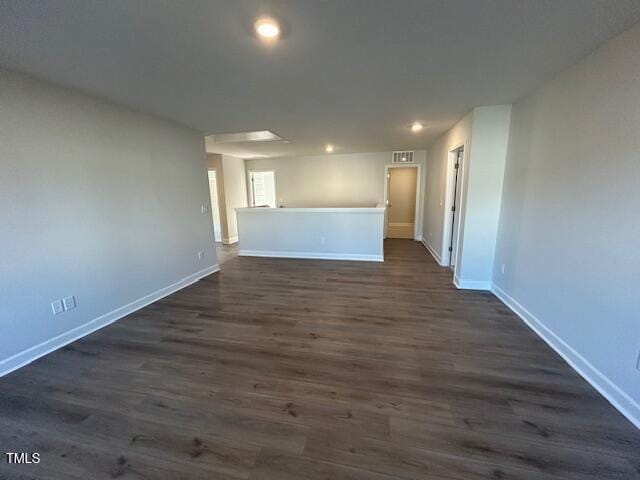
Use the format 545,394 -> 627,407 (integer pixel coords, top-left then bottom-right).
246,150 -> 426,238
0,67 -> 217,370
207,153 -> 228,240
236,207 -> 385,261
220,154 -> 247,243
494,24 -> 640,421
422,113 -> 472,260
421,106 -> 510,283
455,105 -> 511,286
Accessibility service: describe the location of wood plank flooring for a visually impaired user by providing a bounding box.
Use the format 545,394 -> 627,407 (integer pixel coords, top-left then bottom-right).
1,239 -> 638,479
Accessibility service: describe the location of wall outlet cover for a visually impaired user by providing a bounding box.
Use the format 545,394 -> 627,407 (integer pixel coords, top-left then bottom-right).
198,251 -> 205,260
62,296 -> 76,311
201,204 -> 209,214
51,300 -> 64,315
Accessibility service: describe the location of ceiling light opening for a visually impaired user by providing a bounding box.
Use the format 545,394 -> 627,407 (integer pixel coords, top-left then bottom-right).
325,144 -> 334,153
411,121 -> 424,133
254,17 -> 280,40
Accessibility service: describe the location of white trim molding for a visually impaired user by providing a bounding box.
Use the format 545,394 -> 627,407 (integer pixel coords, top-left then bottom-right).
239,250 -> 383,262
421,238 -> 445,266
442,141 -> 467,268
0,264 -> 220,377
388,222 -> 414,227
454,275 -> 491,291
491,283 -> 640,430
235,207 -> 384,214
223,235 -> 239,244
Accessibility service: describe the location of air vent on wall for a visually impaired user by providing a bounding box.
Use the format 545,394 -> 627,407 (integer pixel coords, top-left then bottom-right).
392,151 -> 414,163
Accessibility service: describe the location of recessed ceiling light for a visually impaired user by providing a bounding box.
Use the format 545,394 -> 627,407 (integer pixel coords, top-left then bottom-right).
325,144 -> 334,153
254,17 -> 280,40
411,122 -> 424,133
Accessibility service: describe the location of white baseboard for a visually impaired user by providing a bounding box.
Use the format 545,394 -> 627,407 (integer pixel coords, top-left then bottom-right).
491,282 -> 640,430
223,236 -> 238,245
420,239 -> 445,266
414,235 -> 423,242
0,264 -> 220,378
238,250 -> 383,262
453,275 -> 491,291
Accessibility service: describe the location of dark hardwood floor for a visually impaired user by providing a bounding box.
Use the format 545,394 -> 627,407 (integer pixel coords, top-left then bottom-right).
1,239 -> 638,479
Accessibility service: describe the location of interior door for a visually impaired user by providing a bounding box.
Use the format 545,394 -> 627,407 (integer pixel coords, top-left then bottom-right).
208,170 -> 222,242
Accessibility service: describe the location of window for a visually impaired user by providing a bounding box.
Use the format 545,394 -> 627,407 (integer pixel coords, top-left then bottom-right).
249,171 -> 276,207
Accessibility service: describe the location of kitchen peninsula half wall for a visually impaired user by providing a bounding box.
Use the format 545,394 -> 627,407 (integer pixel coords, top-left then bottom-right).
236,206 -> 385,262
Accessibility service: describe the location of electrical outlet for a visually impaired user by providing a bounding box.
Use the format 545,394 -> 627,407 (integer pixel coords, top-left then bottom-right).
320,237 -> 326,246
51,300 -> 64,315
501,264 -> 506,275
636,351 -> 640,371
63,296 -> 76,311
198,251 -> 205,261
201,204 -> 209,214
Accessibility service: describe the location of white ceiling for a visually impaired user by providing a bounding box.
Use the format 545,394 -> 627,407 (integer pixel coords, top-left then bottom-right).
1,1 -> 639,158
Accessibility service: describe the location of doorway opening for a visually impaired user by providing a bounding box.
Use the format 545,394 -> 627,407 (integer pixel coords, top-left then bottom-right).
207,169 -> 222,243
444,146 -> 464,268
248,170 -> 277,208
385,165 -> 419,239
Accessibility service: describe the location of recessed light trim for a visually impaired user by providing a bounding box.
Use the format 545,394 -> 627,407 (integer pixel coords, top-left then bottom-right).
254,17 -> 280,40
411,121 -> 424,133
325,144 -> 334,153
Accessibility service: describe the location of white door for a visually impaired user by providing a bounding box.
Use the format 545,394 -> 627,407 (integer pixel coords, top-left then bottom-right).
249,171 -> 276,207
208,170 -> 222,242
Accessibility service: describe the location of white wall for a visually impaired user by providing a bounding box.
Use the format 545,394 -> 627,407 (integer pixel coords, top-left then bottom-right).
493,24 -> 640,426
237,208 -> 385,261
422,113 -> 472,261
220,154 -> 247,243
206,153 -> 247,244
0,68 -> 218,374
456,106 -> 511,288
207,153 -> 228,240
421,105 -> 510,290
245,151 -> 427,238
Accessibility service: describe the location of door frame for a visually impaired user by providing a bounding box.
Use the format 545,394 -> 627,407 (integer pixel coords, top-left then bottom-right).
442,143 -> 466,269
383,164 -> 422,240
207,168 -> 222,242
247,169 -> 277,207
